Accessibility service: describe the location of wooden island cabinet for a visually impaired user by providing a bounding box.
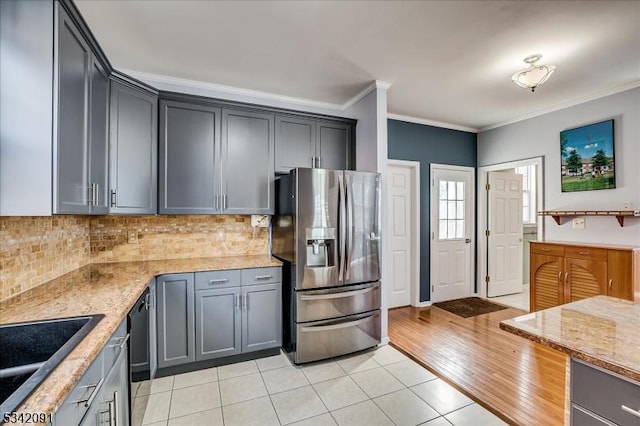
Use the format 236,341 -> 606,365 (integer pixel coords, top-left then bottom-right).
530,241 -> 640,311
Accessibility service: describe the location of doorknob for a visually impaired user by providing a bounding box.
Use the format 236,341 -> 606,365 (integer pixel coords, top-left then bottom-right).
465,238 -> 471,243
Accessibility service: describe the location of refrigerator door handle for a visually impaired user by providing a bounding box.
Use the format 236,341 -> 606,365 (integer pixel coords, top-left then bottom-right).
345,173 -> 354,280
337,173 -> 346,282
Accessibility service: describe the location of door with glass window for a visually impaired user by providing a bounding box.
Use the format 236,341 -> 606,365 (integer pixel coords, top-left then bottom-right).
430,165 -> 474,302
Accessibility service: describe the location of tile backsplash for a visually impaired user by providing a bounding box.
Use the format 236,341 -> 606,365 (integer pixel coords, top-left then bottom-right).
90,215 -> 269,262
0,215 -> 269,302
0,216 -> 91,301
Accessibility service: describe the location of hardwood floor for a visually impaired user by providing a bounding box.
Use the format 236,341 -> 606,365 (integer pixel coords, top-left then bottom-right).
388,305 -> 568,426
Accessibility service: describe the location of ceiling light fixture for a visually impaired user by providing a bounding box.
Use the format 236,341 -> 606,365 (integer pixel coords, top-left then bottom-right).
511,54 -> 556,92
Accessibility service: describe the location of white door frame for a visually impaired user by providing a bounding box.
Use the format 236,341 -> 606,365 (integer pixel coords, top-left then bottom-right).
477,156 -> 545,298
429,163 -> 475,302
386,159 -> 421,307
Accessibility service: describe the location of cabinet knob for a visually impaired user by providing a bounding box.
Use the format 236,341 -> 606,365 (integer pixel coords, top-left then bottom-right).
608,278 -> 613,289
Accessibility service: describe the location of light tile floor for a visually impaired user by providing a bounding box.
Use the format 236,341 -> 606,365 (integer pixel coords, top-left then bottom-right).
489,285 -> 530,311
133,345 -> 507,426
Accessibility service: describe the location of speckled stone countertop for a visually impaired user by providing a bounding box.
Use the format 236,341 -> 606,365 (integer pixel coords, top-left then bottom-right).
0,255 -> 281,424
500,296 -> 640,382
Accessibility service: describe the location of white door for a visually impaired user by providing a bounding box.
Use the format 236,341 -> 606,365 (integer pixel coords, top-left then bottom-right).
430,165 -> 474,302
487,171 -> 523,297
387,162 -> 416,308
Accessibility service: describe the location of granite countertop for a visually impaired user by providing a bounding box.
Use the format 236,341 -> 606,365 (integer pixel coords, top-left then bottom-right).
0,255 -> 282,423
500,295 -> 640,382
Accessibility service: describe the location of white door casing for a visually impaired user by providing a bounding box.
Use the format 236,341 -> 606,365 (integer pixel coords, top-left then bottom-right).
386,160 -> 420,307
430,164 -> 474,303
487,171 -> 523,297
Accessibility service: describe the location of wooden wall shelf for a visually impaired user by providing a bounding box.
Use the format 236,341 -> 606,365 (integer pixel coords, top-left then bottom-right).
538,210 -> 640,227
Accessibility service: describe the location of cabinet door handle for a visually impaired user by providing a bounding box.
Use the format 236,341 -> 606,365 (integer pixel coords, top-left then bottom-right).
578,251 -> 589,255
316,157 -> 321,168
235,294 -> 241,312
209,279 -> 229,284
621,405 -> 640,418
215,194 -> 219,210
223,194 -> 228,210
311,156 -> 315,168
564,272 -> 568,282
608,278 -> 613,289
243,293 -> 248,311
558,271 -> 562,281
110,190 -> 117,208
112,391 -> 119,426
254,275 -> 273,281
541,248 -> 550,252
73,376 -> 104,407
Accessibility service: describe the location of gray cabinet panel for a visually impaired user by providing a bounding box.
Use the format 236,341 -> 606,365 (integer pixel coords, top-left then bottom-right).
242,283 -> 282,353
109,80 -> 158,214
317,121 -> 351,170
88,58 -> 109,214
149,279 -> 158,379
157,274 -> 195,368
275,116 -> 316,173
0,0 -> 54,216
195,288 -> 242,361
221,109 -> 274,214
55,6 -> 90,214
159,101 -> 221,214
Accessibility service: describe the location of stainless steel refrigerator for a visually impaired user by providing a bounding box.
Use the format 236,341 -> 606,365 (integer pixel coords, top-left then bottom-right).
273,168 -> 381,364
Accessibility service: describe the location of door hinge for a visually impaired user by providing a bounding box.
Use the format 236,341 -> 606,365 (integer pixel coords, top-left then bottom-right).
485,230 -> 490,236
485,275 -> 490,283
486,183 -> 490,190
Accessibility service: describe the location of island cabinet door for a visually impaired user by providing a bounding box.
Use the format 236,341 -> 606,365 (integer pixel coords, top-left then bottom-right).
195,288 -> 242,361
530,253 -> 563,311
564,257 -> 607,303
606,250 -> 634,301
156,273 -> 195,368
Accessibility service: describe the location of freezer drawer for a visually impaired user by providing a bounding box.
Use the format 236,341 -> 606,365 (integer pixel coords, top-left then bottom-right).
296,282 -> 380,323
294,311 -> 380,364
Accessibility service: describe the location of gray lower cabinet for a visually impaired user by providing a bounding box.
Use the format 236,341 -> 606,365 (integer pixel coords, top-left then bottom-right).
109,78 -> 158,214
55,4 -> 109,214
156,274 -> 195,368
275,115 -> 353,173
54,318 -> 129,426
221,109 -> 274,214
242,283 -> 282,353
195,287 -> 242,360
571,358 -> 640,425
164,268 -> 282,364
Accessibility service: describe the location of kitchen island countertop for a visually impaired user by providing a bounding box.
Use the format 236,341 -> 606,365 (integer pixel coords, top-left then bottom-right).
500,295 -> 640,382
0,255 -> 282,424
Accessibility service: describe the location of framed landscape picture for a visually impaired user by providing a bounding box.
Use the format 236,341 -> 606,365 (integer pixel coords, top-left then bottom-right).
560,119 -> 615,192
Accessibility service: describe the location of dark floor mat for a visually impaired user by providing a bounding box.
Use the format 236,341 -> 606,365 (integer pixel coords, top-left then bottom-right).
429,297 -> 508,318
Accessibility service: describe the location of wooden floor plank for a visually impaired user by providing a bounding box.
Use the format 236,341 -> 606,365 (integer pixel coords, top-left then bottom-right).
388,305 -> 567,426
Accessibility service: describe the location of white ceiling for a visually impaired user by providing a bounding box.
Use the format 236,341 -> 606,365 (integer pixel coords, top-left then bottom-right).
75,0 -> 640,131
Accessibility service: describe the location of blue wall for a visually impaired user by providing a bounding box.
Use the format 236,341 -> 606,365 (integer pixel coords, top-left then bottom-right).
387,119 -> 477,302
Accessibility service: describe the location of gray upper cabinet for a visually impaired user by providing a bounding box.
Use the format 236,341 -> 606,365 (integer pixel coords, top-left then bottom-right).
55,4 -> 109,215
88,57 -> 110,214
159,100 -> 221,214
55,6 -> 91,214
316,121 -> 351,170
109,79 -> 158,214
159,97 -> 275,215
156,273 -> 195,368
275,115 -> 353,173
275,116 -> 316,173
221,109 -> 275,214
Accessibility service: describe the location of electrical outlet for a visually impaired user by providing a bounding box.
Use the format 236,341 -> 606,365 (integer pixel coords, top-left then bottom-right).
251,215 -> 270,228
127,230 -> 138,244
572,218 -> 585,229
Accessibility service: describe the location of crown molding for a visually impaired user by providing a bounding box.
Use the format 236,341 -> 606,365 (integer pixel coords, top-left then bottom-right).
387,113 -> 478,133
120,69 -> 345,112
342,80 -> 392,111
480,81 -> 640,132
